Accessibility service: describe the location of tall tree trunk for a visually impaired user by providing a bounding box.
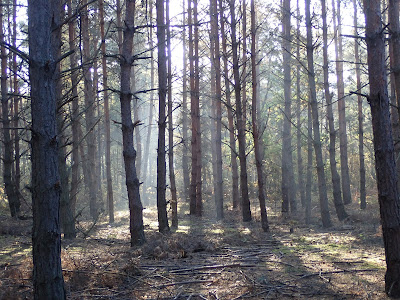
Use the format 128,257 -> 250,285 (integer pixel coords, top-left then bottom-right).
251,0 -> 269,232
189,0 -> 202,216
220,0 -> 239,209
305,0 -> 332,228
81,0 -> 99,220
99,0 -> 114,223
321,0 -> 347,221
295,0 -> 305,208
0,0 -> 19,218
210,0 -> 223,220
68,0 -> 80,217
354,0 -> 366,209
281,0 -> 297,216
181,0 -> 190,202
166,0 -> 178,228
120,0 -> 146,246
156,0 -> 170,232
29,0 -> 66,297
332,0 -> 352,205
230,0 -> 251,222
363,1 -> 400,296
142,3 -> 155,205
12,0 -> 20,205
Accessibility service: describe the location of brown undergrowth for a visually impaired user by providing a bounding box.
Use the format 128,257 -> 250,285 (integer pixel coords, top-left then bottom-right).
0,196 -> 389,299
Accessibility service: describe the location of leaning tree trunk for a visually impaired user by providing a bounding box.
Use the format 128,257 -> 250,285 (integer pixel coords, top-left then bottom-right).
364,1 -> 400,296
156,0 -> 170,233
120,0 -> 146,246
321,0 -> 347,221
251,0 -> 269,232
29,0 -> 66,298
353,0 -> 366,209
0,0 -> 19,218
230,0 -> 251,222
305,0 -> 332,228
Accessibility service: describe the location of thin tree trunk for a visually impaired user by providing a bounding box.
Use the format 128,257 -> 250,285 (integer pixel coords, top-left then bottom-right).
68,0 -> 80,217
210,0 -> 223,220
281,0 -> 297,216
99,0 -> 114,222
29,0 -> 66,297
156,0 -> 170,233
295,0 -> 305,208
220,0 -> 239,209
166,0 -> 178,228
0,0 -> 19,218
305,0 -> 332,228
181,0 -> 190,202
120,0 -> 146,246
251,0 -> 269,232
363,1 -> 400,296
81,0 -> 99,220
332,0 -> 352,205
354,0 -> 366,209
321,0 -> 347,221
189,0 -> 202,216
12,0 -> 20,205
231,0 -> 251,222
142,3 -> 154,205
305,101 -> 312,224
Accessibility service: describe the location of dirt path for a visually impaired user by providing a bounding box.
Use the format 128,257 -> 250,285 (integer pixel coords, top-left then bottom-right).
0,201 -> 390,299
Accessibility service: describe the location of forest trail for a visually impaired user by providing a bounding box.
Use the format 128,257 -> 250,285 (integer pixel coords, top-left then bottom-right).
0,201 -> 390,299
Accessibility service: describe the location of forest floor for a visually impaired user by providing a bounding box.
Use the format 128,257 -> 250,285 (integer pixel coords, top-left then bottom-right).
0,196 -> 389,299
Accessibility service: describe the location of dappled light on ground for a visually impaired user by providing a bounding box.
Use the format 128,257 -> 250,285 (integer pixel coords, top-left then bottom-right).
0,199 -> 391,299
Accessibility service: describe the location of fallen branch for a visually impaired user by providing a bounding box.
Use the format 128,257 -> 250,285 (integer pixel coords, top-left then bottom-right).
169,263 -> 256,274
154,279 -> 214,289
298,268 -> 379,280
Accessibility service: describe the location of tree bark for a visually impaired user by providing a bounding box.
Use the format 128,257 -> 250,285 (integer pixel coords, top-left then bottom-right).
364,1 -> 400,296
305,101 -> 312,224
251,0 -> 269,232
99,0 -> 114,223
166,0 -> 178,228
67,0 -> 80,217
220,0 -> 239,209
189,0 -> 202,216
296,0 -> 305,209
354,0 -> 366,209
156,0 -> 171,232
332,0 -> 352,205
181,0 -> 190,202
305,0 -> 332,228
29,0 -> 66,297
0,0 -> 19,218
120,0 -> 146,245
210,0 -> 223,220
81,0 -> 99,220
321,0 -> 348,221
231,0 -> 251,222
142,3 -> 155,205
281,0 -> 297,216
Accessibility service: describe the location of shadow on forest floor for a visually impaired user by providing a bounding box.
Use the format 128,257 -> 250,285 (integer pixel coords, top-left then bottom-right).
0,196 -> 389,299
